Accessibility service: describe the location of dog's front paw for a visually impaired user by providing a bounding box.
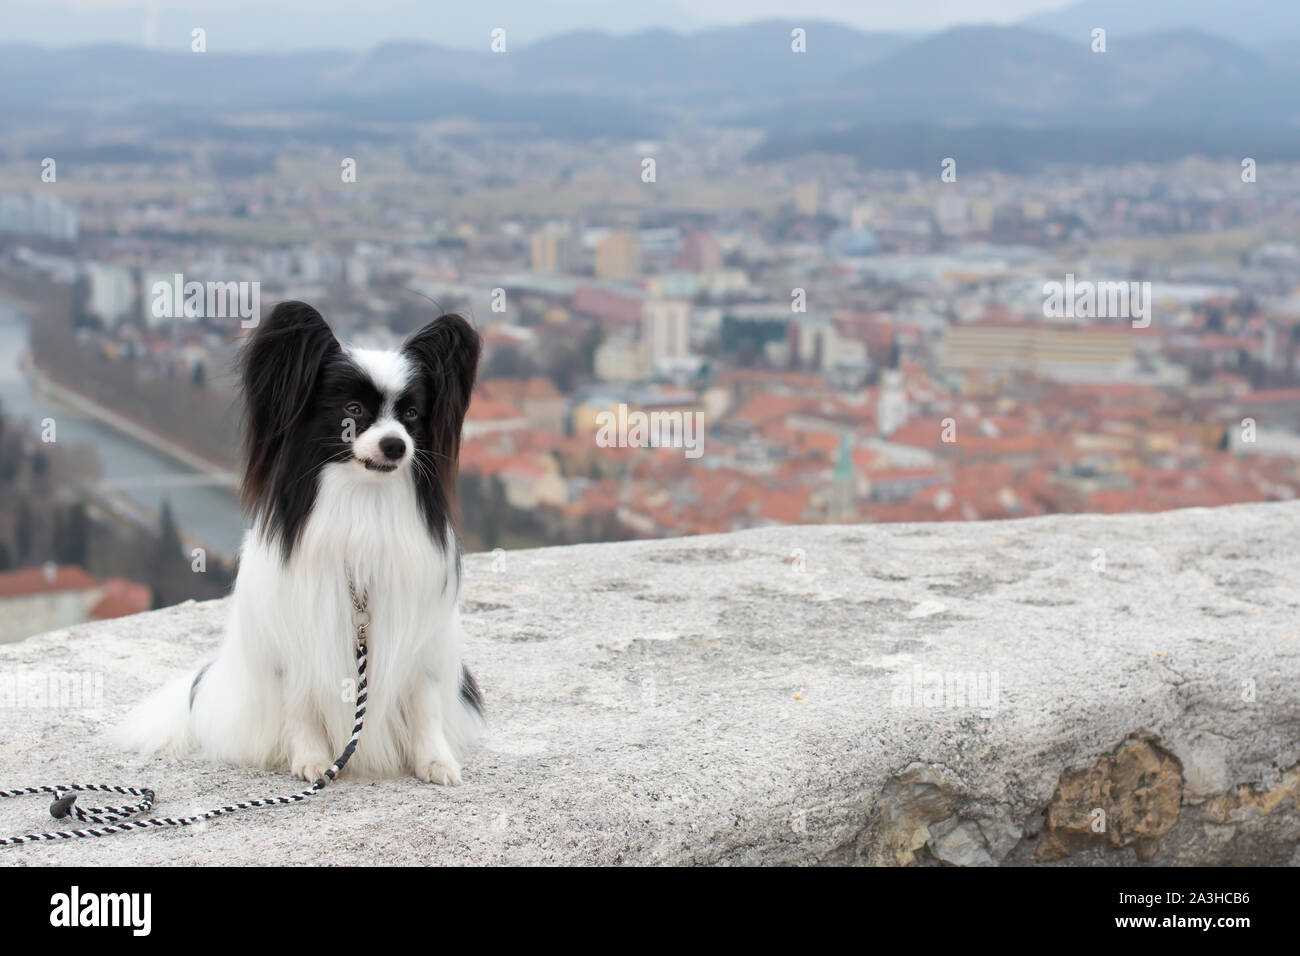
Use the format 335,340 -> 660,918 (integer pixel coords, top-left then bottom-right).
292,756 -> 334,784
417,759 -> 463,786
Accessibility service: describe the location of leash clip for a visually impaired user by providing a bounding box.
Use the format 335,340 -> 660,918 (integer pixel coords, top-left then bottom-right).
347,571 -> 369,647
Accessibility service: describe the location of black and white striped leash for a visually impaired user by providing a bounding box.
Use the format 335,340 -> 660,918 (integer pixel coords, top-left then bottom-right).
0,578 -> 371,847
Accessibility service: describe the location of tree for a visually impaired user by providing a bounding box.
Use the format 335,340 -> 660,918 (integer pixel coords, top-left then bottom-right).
55,502 -> 88,567
150,498 -> 184,605
482,476 -> 506,551
157,499 -> 181,556
16,500 -> 33,561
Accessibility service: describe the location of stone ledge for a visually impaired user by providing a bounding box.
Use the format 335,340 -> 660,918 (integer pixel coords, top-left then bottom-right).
2,501 -> 1299,865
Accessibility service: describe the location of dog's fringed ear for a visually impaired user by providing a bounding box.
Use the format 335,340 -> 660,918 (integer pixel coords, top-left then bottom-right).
403,313 -> 482,496
239,300 -> 339,511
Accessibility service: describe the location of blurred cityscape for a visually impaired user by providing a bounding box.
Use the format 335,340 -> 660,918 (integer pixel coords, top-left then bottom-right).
3,7 -> 1300,639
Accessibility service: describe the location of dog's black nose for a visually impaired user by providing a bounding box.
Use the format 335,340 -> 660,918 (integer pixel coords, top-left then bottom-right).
379,437 -> 406,461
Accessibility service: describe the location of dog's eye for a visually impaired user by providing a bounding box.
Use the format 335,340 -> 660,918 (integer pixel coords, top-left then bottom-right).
345,402 -> 364,417
402,407 -> 419,421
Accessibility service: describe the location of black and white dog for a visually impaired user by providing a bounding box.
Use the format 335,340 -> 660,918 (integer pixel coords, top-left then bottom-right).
113,301 -> 484,785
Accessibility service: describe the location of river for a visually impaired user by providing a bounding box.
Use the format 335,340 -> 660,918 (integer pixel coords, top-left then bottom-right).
0,299 -> 246,558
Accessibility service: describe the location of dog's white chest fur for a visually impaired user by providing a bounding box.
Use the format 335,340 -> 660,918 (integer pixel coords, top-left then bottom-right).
217,465 -> 467,780
116,463 -> 476,786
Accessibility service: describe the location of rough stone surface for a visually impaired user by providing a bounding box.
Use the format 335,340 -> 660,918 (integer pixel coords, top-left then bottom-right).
2,501 -> 1299,866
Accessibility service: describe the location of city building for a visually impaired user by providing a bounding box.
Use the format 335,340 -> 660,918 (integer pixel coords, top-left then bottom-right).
86,261 -> 134,327
941,322 -> 1138,383
594,230 -> 641,280
0,193 -> 79,241
531,223 -> 580,274
795,178 -> 820,216
594,337 -> 643,383
641,299 -> 691,376
0,564 -> 150,644
675,230 -> 723,273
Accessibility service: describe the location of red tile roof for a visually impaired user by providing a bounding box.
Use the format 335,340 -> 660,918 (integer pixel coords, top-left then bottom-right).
479,377 -> 562,404
91,578 -> 152,620
756,487 -> 812,524
1240,388 -> 1300,404
0,565 -> 99,598
730,393 -> 813,428
466,397 -> 525,422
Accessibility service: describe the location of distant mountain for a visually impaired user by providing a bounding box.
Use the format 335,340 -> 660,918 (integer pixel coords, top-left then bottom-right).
0,40 -> 670,139
305,20 -> 902,104
743,24 -> 1300,170
1024,0 -> 1300,48
0,44 -> 348,114
515,21 -> 904,97
3,21 -> 1297,161
738,26 -> 1299,131
0,0 -> 709,52
0,21 -> 905,135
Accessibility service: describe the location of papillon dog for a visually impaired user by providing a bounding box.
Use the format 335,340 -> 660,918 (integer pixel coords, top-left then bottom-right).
113,300 -> 484,785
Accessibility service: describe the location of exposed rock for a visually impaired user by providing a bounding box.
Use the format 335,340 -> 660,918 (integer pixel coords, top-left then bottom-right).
866,763 -> 960,865
1037,737 -> 1183,861
1203,763 -> 1300,824
930,817 -> 998,867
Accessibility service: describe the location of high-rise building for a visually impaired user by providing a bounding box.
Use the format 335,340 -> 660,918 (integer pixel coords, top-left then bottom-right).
641,299 -> 691,376
795,178 -> 820,217
675,230 -> 723,273
0,193 -> 79,241
531,223 -> 579,274
877,368 -> 908,437
595,230 -> 641,280
86,262 -> 134,327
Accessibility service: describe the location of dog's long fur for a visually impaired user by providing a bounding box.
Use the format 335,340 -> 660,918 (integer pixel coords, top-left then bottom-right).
112,301 -> 484,785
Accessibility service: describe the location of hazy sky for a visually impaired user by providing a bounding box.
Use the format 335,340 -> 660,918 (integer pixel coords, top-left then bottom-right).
8,0 -> 1081,49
